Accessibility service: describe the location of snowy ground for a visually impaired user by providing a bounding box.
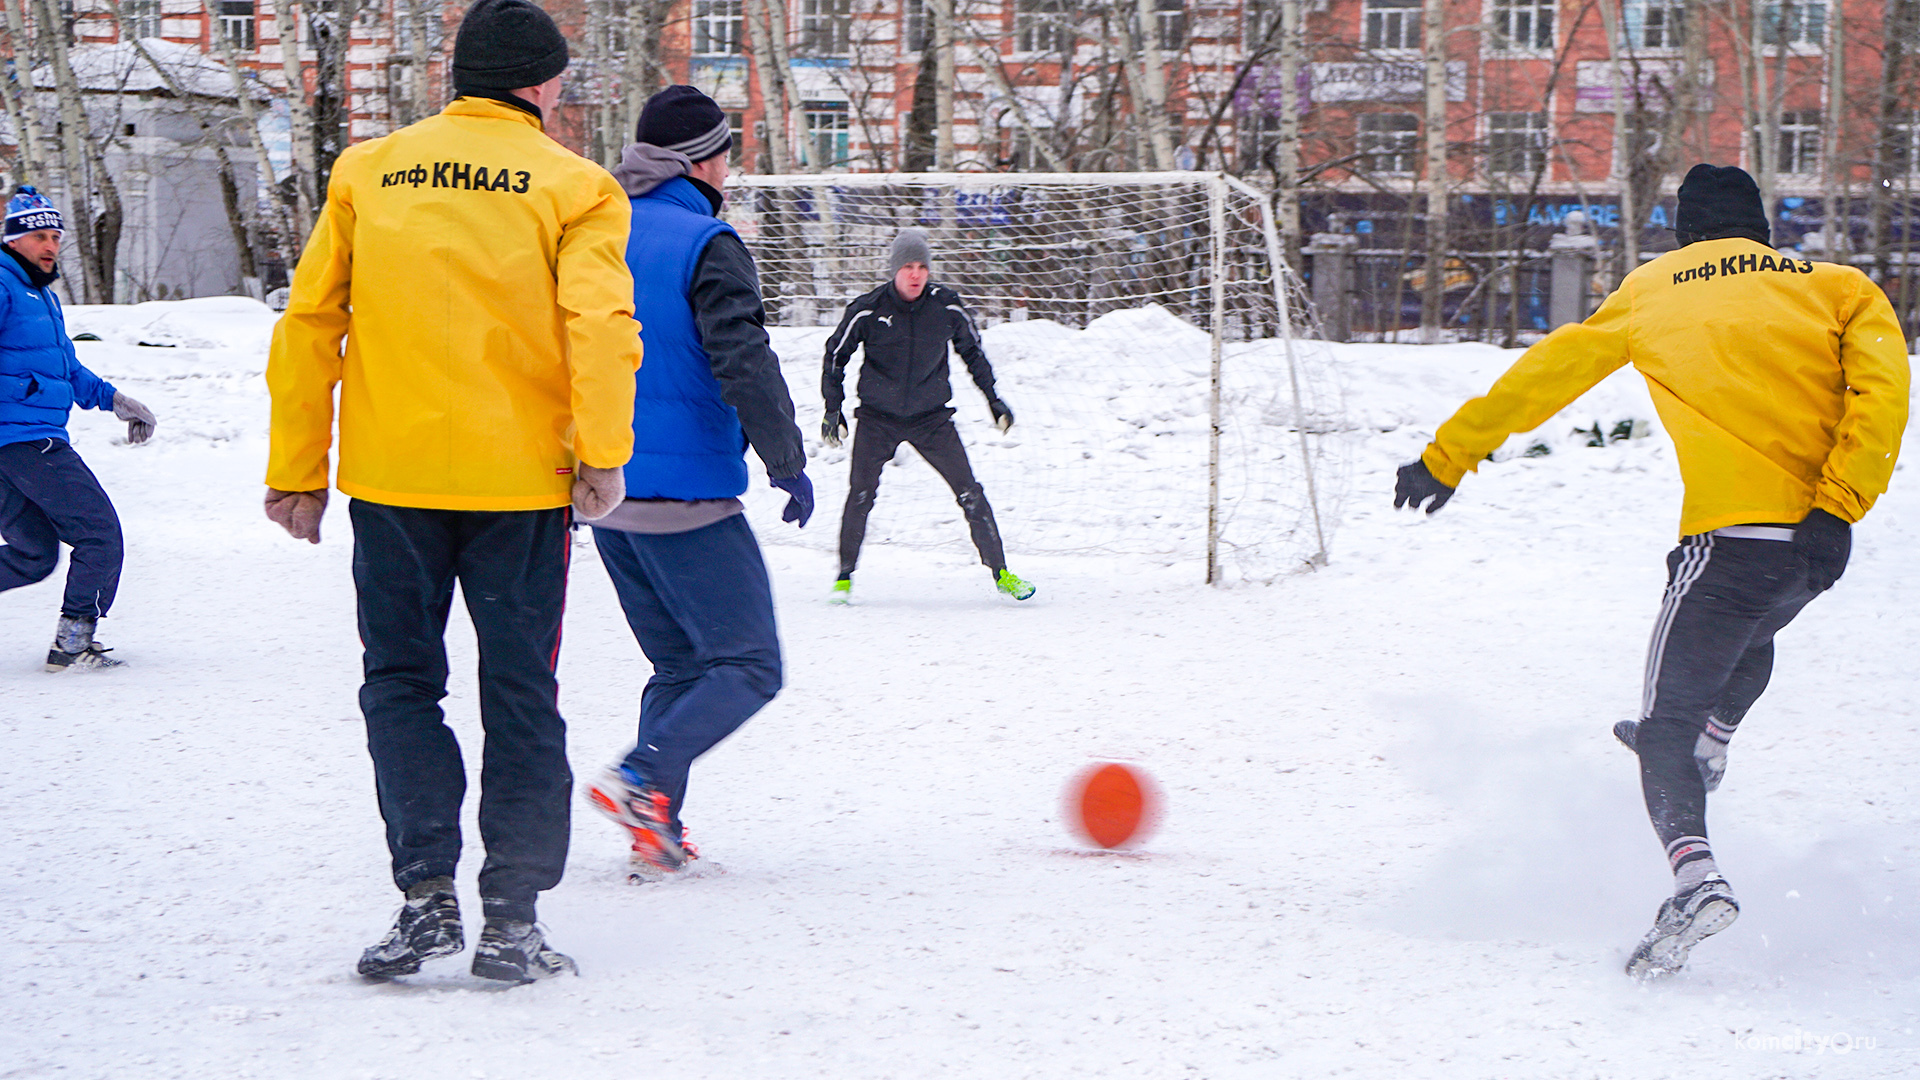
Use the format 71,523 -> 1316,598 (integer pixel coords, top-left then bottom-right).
5,298 -> 1920,1079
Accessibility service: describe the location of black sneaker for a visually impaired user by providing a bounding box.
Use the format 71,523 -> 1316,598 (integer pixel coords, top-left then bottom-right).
471,919 -> 577,984
1613,720 -> 1639,752
1625,876 -> 1739,980
357,878 -> 463,979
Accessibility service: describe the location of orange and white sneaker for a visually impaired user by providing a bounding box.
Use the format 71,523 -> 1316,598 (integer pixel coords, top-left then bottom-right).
586,765 -> 690,874
628,832 -> 700,883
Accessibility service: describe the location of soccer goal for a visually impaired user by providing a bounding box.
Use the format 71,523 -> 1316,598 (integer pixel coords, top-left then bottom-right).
720,171 -> 1343,584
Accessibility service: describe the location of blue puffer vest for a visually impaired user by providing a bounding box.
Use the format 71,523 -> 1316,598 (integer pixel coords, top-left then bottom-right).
0,254 -> 114,447
622,177 -> 748,500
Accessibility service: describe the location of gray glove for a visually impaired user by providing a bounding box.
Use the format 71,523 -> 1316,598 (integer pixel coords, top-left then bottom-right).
572,464 -> 625,521
265,487 -> 327,544
112,391 -> 155,444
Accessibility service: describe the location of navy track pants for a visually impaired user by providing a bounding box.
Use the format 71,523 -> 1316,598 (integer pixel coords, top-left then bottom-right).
593,514 -> 783,836
0,438 -> 123,619
351,499 -> 572,924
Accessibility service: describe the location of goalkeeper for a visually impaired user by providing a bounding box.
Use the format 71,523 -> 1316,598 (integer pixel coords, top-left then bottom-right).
821,229 -> 1033,602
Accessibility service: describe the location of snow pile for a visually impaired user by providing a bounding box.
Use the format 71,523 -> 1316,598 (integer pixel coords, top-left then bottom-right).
5,298 -> 1919,1079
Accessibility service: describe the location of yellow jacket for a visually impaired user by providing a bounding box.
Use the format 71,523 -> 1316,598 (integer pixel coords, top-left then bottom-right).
1424,238 -> 1909,536
266,97 -> 641,511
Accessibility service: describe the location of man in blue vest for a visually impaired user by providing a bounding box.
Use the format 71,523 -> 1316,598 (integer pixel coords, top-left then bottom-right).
584,86 -> 811,878
0,186 -> 156,671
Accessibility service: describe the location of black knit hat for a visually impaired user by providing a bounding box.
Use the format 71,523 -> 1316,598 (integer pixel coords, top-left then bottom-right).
638,86 -> 732,163
1674,163 -> 1770,246
452,0 -> 569,93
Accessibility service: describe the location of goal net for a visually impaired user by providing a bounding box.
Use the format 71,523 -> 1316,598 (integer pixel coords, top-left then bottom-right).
718,171 -> 1345,584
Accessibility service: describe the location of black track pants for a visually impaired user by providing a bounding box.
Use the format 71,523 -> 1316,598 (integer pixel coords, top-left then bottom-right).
351,499 -> 572,924
1638,532 -> 1816,865
837,409 -> 1005,579
0,438 -> 123,619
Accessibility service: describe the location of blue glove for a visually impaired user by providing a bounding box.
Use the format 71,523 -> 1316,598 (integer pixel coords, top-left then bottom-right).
771,472 -> 814,528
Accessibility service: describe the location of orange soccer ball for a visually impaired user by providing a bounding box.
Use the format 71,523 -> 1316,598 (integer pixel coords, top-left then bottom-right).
1069,762 -> 1159,849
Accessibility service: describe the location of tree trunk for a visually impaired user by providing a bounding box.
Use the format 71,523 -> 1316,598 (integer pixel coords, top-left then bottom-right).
410,0 -> 433,123
744,0 -> 791,172
930,0 -> 955,168
1131,0 -> 1175,169
36,0 -> 106,301
0,0 -> 47,184
1821,0 -> 1845,259
1596,0 -> 1635,281
1420,0 -> 1448,341
1274,0 -> 1301,268
904,41 -> 936,170
275,0 -> 317,247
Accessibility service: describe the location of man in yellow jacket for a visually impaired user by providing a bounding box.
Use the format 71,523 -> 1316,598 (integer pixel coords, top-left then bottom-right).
264,0 -> 641,984
1396,164 -> 1908,979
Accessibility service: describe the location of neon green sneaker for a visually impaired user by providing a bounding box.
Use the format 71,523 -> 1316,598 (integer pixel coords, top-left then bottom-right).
829,578 -> 852,605
995,568 -> 1036,601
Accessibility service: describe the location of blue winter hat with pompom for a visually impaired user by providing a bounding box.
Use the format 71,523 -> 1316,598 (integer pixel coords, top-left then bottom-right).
5,186 -> 64,239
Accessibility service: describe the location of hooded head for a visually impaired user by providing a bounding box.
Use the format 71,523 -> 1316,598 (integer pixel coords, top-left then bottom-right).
451,0 -> 569,97
1674,164 -> 1771,247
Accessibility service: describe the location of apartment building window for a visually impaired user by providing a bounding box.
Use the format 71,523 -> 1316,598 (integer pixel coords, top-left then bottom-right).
1761,1 -> 1827,47
1777,110 -> 1821,174
1157,0 -> 1187,49
1889,114 -> 1920,175
121,0 -> 160,38
1358,113 -> 1419,175
1238,110 -> 1280,171
1624,0 -> 1686,49
727,111 -> 745,166
1365,0 -> 1421,50
905,0 -> 927,51
1487,111 -> 1549,175
800,0 -> 853,55
220,1 -> 256,52
693,0 -> 744,55
1017,0 -> 1072,53
1489,0 -> 1554,51
804,101 -> 850,169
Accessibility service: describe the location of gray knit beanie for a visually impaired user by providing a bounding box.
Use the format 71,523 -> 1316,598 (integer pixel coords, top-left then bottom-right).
888,229 -> 932,275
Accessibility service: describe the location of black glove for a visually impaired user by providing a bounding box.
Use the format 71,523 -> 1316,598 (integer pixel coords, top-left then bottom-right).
771,471 -> 814,528
822,410 -> 848,448
989,398 -> 1014,433
1393,459 -> 1455,514
1793,508 -> 1851,592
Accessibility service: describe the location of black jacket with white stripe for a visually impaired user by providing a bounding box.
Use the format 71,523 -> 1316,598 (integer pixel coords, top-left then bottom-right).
821,281 -> 998,420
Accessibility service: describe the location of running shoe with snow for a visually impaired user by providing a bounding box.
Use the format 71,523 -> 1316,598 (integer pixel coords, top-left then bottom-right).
628,832 -> 702,883
586,765 -> 690,873
357,877 -> 463,979
995,568 -> 1036,601
471,919 -> 577,983
45,615 -> 123,672
1625,876 -> 1740,980
829,578 -> 852,605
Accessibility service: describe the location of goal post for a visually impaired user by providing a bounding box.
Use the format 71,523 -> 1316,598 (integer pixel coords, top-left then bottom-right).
719,170 -> 1339,584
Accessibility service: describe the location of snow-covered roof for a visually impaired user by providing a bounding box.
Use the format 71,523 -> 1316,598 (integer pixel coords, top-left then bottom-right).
33,39 -> 268,102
